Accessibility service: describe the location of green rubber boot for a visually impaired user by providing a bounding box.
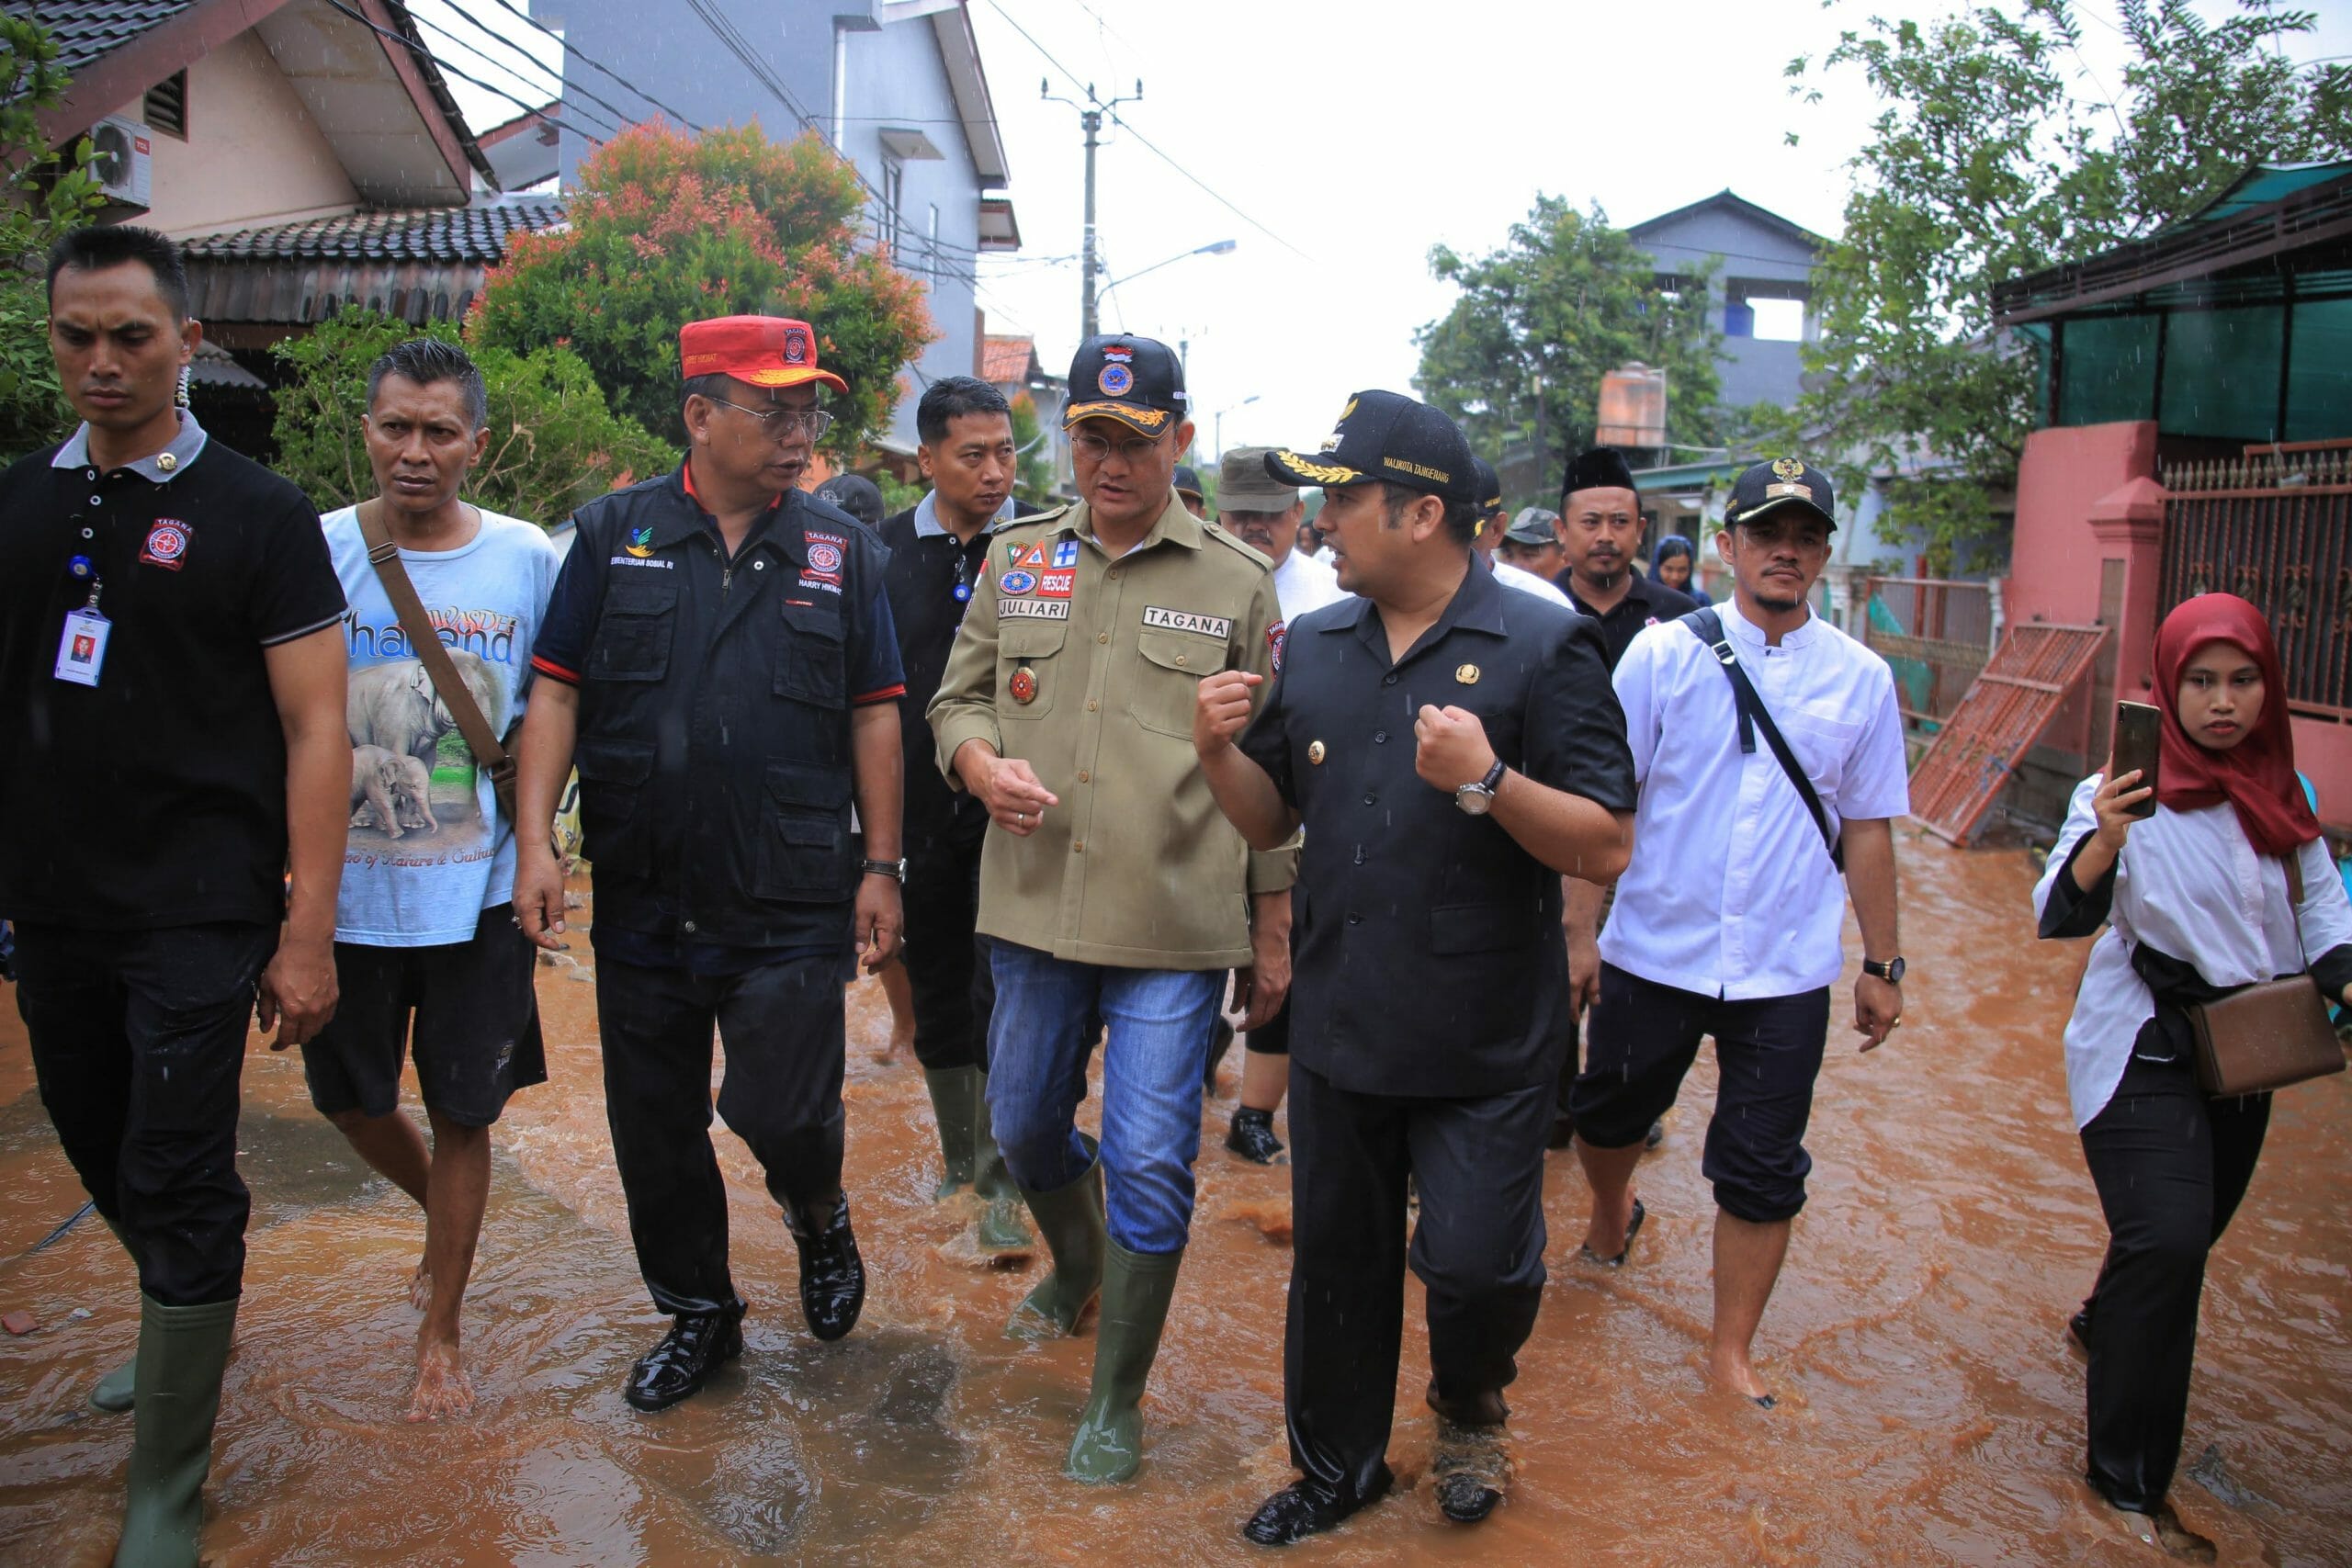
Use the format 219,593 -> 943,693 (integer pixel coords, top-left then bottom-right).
114,1292 -> 237,1568
1065,1241 -> 1184,1483
1005,1138 -> 1106,1341
92,1217 -> 140,1415
922,1066 -> 981,1200
971,1076 -> 1034,1258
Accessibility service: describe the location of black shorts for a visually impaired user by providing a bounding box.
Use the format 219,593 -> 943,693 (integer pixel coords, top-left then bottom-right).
302,903 -> 547,1128
1245,993 -> 1290,1055
1566,962 -> 1828,1224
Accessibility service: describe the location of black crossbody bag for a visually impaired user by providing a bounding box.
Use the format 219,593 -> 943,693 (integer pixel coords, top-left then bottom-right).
1679,608 -> 1844,872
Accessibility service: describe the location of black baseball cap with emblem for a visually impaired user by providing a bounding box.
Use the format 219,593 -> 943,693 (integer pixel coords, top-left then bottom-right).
1472,456 -> 1505,518
1725,457 -> 1838,531
1266,389 -> 1477,506
1063,334 -> 1189,436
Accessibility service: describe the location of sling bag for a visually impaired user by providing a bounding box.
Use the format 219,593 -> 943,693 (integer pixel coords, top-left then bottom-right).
354,501 -> 518,825
2183,852 -> 2346,1098
1678,607 -> 1843,872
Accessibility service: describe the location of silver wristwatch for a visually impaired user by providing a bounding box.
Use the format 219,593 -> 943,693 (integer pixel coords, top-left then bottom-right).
1454,759 -> 1508,816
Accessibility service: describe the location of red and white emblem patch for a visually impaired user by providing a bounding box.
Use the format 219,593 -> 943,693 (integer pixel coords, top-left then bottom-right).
140,518 -> 191,570
806,539 -> 843,575
1268,619 -> 1287,674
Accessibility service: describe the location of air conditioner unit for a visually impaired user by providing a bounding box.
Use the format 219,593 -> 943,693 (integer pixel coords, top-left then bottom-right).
89,116 -> 153,210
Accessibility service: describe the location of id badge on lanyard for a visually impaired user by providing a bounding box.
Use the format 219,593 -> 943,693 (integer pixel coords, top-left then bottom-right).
53,558 -> 108,687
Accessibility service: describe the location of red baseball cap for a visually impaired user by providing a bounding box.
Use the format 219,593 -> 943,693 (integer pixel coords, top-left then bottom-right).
678,315 -> 848,393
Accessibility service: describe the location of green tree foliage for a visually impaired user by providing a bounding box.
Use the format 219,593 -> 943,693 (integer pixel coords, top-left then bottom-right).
270,308 -> 676,524
1785,0 -> 2351,570
1008,390 -> 1058,505
1414,197 -> 1722,498
0,14 -> 106,462
469,123 -> 935,454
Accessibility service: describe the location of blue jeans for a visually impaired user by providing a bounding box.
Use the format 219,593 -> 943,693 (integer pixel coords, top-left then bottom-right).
986,942 -> 1224,1254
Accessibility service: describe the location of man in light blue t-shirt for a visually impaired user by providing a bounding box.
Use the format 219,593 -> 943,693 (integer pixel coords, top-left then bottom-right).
304,338 -> 559,1421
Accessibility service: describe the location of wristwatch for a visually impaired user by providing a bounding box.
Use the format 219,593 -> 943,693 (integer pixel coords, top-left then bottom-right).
1862,955 -> 1905,983
859,857 -> 908,884
1454,759 -> 1508,817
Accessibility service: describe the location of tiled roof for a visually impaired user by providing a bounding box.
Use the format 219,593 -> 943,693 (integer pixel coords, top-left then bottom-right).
980,334 -> 1035,384
181,197 -> 568,265
13,1 -> 198,78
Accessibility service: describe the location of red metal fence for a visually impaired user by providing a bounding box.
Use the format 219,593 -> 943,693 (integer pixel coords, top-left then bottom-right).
1857,577 -> 1996,729
2159,441 -> 2352,721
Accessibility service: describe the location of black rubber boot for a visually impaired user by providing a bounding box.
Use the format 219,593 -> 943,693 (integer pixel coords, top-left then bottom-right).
1241,1464 -> 1394,1546
922,1066 -> 980,1200
1065,1241 -> 1184,1483
971,1076 -> 1034,1258
1005,1138 -> 1106,1341
624,1305 -> 746,1411
113,1293 -> 236,1568
789,1195 -> 865,1342
1225,1105 -> 1286,1165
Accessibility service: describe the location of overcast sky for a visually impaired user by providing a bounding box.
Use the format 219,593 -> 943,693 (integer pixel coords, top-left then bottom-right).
419,0 -> 2351,467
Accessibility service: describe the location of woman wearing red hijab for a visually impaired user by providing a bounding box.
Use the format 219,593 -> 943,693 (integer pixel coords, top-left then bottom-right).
2033,593 -> 2352,1554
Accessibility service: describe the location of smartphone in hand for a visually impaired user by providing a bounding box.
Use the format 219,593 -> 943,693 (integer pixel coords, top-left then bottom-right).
2113,701 -> 2161,818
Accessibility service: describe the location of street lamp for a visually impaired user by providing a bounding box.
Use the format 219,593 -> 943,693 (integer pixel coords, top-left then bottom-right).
1094,238 -> 1237,330
1215,394 -> 1260,461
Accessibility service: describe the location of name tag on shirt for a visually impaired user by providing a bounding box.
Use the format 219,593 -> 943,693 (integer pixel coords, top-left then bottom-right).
54,609 -> 109,686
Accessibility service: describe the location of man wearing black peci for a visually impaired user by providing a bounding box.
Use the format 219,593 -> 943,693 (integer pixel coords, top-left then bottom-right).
1193,390 -> 1636,1544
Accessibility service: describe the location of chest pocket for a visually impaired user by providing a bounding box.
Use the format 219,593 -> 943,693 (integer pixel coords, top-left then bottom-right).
1000,618 -> 1069,719
1779,699 -> 1860,798
588,577 -> 677,682
775,602 -> 846,708
1130,627 -> 1217,739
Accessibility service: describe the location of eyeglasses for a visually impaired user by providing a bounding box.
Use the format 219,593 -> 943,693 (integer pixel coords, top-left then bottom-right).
1069,428 -> 1167,466
710,398 -> 833,441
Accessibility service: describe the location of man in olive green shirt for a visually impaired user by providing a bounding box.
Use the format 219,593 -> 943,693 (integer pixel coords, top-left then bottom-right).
929,334 -> 1290,1485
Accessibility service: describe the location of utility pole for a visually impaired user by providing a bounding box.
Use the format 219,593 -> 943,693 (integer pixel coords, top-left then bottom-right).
1044,77 -> 1141,344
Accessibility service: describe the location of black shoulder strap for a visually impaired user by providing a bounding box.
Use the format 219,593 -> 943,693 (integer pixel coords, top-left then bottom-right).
1679,608 -> 1844,872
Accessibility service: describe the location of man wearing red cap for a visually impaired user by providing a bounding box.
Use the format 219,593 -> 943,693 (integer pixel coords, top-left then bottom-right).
512,316 -> 908,1411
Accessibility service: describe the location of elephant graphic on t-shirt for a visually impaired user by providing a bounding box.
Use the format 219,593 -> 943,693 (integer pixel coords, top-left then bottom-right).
349,744 -> 438,840
346,649 -> 503,770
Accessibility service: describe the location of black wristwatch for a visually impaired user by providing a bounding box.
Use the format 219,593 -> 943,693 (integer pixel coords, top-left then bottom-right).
1454,759 -> 1509,816
859,857 -> 908,884
1862,955 -> 1905,983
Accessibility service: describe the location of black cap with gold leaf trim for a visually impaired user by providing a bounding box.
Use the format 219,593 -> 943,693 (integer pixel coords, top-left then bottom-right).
1265,389 -> 1476,506
1725,456 -> 1838,531
1063,334 -> 1189,435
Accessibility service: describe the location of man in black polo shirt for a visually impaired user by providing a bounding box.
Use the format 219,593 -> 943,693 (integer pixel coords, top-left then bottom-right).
511,315 -> 907,1412
0,225 -> 349,1566
1193,391 -> 1636,1544
1556,446 -> 1698,663
877,375 -> 1029,1257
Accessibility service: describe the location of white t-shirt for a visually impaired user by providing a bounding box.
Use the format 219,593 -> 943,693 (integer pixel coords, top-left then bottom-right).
1270,546 -> 1348,621
1492,556 -> 1574,608
323,505 -> 561,946
1600,599 -> 1911,999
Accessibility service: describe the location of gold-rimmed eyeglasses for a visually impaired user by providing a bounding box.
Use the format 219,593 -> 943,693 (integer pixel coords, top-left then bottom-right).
709,398 -> 833,441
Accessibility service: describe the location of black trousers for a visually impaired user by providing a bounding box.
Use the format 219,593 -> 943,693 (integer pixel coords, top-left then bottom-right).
1284,1061 -> 1552,1500
594,950 -> 848,1317
13,920 -> 277,1306
2077,1045 -> 2270,1512
902,836 -> 991,1074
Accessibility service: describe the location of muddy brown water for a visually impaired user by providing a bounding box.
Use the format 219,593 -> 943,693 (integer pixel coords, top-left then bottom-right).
1,830 -> 2346,1565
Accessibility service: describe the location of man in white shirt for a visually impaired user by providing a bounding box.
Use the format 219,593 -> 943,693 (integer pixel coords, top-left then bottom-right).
1564,457 -> 1909,1408
1208,446 -> 1349,1163
1469,457 -> 1573,608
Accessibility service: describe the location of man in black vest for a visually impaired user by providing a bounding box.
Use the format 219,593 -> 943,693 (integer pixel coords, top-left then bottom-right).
1194,391 -> 1637,1543
513,316 -> 906,1410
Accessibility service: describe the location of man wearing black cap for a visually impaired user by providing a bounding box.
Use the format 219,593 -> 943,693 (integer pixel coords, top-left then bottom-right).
1173,463 -> 1209,520
1566,457 -> 1908,1408
929,333 -> 1288,1483
1193,390 -> 1637,1542
1468,456 -> 1572,608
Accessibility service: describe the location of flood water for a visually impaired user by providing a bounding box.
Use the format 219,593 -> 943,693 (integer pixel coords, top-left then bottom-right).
1,829 -> 2346,1565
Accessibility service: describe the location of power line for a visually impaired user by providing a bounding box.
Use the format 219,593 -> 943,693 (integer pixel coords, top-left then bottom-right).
467,0 -> 709,131
427,0 -> 663,140
406,6 -> 623,141
315,0 -> 615,149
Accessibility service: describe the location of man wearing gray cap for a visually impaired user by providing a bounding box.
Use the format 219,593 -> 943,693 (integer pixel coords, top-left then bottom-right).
1210,446 -> 1349,1163
1498,508 -> 1565,584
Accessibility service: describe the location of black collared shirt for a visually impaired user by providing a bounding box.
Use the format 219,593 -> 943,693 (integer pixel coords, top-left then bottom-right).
1566,571 -> 1700,671
878,503 -> 995,853
1238,561 -> 1637,1097
531,467 -> 903,954
0,418 -> 345,930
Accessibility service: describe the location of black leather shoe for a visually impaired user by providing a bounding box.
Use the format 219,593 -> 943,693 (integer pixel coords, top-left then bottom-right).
624,1307 -> 744,1411
1226,1106 -> 1286,1165
1241,1466 -> 1390,1546
792,1197 -> 865,1342
1432,1419 -> 1509,1524
1436,1471 -> 1501,1524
